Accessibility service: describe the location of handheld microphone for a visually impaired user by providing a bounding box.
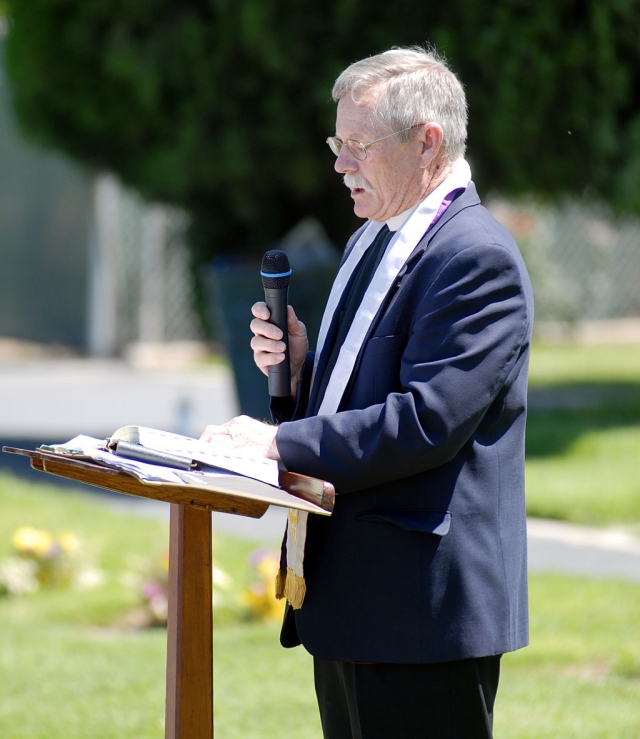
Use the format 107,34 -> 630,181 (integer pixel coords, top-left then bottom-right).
260,250 -> 292,397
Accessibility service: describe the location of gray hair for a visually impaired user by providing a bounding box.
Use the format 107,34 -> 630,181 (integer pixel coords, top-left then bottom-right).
332,46 -> 468,164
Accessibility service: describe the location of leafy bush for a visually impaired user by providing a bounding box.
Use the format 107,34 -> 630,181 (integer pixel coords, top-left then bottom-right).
4,1 -> 640,266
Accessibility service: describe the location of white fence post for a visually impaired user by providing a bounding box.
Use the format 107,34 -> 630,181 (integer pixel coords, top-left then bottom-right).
139,206 -> 167,343
88,174 -> 120,356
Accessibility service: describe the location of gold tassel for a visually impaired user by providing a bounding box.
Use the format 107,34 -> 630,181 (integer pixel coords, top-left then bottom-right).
275,567 -> 287,600
284,567 -> 306,610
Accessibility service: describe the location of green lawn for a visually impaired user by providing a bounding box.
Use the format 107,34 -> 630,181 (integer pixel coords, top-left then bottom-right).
2,565 -> 639,737
0,611 -> 167,737
528,343 -> 640,386
496,575 -> 640,738
526,343 -> 640,525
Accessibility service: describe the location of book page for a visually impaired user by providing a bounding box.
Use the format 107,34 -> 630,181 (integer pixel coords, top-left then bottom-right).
41,434 -> 276,486
111,426 -> 280,487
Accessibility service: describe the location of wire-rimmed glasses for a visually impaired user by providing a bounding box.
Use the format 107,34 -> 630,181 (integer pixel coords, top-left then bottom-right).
326,124 -> 424,161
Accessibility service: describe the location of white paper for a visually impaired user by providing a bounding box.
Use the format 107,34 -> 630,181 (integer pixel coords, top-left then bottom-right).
45,432 -> 280,487
114,426 -> 280,486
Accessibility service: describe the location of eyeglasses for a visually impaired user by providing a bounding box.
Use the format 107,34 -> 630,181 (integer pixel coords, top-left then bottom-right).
326,124 -> 424,161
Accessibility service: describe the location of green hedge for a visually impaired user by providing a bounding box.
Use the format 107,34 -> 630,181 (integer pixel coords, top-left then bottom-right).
4,1 -> 640,264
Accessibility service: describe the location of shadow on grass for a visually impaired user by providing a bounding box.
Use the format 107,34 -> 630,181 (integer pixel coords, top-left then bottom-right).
526,381 -> 640,458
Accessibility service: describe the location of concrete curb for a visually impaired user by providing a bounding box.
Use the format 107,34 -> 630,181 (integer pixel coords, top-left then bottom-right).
527,518 -> 640,555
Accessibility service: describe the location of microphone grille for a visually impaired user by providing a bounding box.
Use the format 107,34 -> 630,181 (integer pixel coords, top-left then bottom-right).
261,250 -> 290,274
261,250 -> 291,288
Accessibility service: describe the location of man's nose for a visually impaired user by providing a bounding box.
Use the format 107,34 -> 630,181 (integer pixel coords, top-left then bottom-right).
335,146 -> 358,174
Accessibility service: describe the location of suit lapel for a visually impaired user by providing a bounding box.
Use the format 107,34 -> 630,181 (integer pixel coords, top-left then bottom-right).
309,183 -> 481,414
338,183 -> 481,406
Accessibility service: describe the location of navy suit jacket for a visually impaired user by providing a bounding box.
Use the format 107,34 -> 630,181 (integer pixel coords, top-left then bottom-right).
274,182 -> 533,664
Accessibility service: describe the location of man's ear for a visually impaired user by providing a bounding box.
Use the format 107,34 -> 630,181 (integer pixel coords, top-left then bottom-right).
419,123 -> 444,169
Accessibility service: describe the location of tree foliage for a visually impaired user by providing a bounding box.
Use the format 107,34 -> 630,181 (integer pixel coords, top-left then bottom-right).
5,0 -> 640,265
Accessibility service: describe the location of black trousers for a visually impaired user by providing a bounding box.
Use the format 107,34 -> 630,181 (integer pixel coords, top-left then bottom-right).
313,655 -> 501,739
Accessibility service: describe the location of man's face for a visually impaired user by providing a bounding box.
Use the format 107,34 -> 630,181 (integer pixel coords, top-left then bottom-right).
334,94 -> 425,222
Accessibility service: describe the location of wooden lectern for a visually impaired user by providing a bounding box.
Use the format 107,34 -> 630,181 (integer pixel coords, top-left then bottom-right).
3,446 -> 334,738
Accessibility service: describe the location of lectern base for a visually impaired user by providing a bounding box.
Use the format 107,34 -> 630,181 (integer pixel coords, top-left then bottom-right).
165,503 -> 213,738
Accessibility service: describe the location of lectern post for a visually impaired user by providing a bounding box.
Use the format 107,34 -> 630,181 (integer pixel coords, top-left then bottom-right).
165,503 -> 213,738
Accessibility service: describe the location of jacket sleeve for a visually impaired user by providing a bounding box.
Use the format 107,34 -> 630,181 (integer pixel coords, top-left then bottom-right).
274,240 -> 531,492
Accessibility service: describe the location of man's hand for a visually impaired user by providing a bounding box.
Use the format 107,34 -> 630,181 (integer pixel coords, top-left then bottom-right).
199,415 -> 280,460
250,302 -> 309,398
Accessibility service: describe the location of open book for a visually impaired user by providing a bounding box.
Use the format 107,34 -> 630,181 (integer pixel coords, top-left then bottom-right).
2,426 -> 335,518
34,425 -> 334,514
43,425 -> 280,487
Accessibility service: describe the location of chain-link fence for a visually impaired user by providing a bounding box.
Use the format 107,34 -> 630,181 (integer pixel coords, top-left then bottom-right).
487,197 -> 640,324
88,174 -> 204,356
87,176 -> 640,357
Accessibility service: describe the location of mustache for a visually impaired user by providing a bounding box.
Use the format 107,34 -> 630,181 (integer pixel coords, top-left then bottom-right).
343,174 -> 373,193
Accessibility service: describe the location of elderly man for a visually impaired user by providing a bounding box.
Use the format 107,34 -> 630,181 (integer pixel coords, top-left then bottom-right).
202,46 -> 533,738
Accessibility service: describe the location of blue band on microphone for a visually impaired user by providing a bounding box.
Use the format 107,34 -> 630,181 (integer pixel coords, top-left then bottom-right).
260,269 -> 292,278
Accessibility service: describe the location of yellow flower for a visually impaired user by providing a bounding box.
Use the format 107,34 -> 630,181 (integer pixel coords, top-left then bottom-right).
241,585 -> 286,621
58,532 -> 80,553
242,551 -> 286,622
212,566 -> 232,589
12,527 -> 52,557
256,554 -> 280,580
161,550 -> 170,572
